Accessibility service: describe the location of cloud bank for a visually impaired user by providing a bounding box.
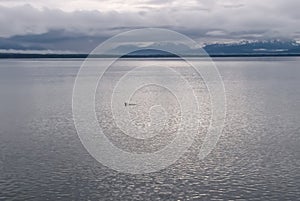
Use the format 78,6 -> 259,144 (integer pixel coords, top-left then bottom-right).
0,0 -> 299,52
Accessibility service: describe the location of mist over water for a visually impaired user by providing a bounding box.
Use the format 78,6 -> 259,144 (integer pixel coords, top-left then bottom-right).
0,58 -> 299,200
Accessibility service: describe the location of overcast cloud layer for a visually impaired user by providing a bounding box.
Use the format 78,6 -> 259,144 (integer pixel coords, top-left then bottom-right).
0,0 -> 299,52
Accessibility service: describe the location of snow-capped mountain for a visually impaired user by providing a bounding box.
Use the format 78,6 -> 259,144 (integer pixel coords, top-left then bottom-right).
203,40 -> 300,55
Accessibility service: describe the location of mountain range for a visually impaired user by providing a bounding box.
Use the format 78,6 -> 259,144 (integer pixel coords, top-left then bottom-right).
203,40 -> 300,55
123,40 -> 300,57
1,32 -> 300,57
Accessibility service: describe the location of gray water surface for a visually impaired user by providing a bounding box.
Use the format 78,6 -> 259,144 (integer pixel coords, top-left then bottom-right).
0,58 -> 299,200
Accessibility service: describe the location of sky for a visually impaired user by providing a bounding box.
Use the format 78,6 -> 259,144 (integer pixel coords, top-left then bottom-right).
0,0 -> 299,53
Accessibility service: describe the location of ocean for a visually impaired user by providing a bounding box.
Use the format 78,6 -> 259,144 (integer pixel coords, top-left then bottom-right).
0,57 -> 299,200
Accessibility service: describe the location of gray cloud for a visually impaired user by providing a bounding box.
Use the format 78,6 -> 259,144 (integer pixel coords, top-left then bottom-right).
0,0 -> 299,52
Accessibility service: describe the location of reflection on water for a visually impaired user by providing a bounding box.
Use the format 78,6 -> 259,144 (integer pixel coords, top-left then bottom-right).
0,58 -> 299,200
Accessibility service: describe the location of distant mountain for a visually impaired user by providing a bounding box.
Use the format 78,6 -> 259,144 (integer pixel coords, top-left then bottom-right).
122,49 -> 176,57
113,40 -> 300,57
1,36 -> 300,57
203,40 -> 300,55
